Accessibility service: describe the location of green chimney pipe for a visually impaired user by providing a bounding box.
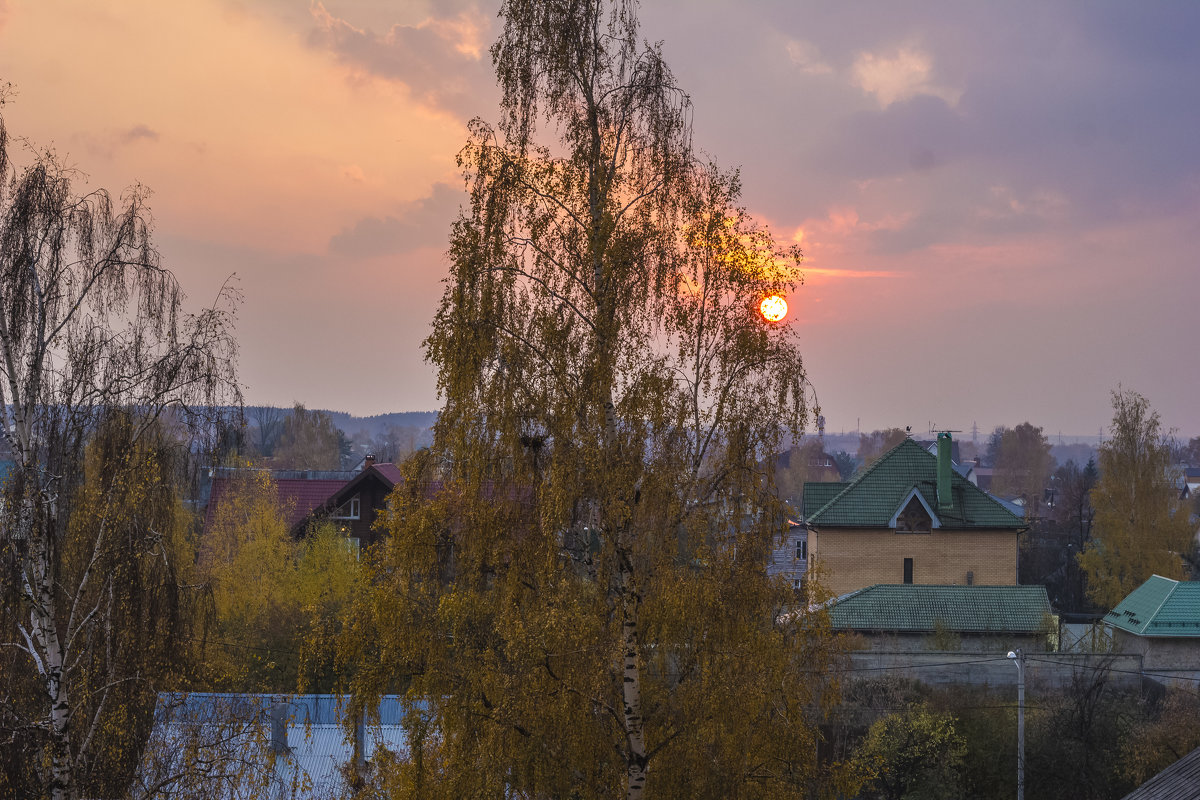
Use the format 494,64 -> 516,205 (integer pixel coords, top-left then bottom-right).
937,432 -> 953,511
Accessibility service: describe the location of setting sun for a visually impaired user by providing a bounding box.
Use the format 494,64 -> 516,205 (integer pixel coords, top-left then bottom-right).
760,294 -> 788,322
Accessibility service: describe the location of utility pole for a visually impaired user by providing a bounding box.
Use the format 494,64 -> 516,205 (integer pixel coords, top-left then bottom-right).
1007,649 -> 1025,800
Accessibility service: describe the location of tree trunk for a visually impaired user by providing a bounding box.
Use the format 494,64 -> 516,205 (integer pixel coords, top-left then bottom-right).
619,577 -> 648,800
28,531 -> 75,800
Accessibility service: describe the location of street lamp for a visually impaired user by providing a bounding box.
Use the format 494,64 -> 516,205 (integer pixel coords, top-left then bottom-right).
1007,649 -> 1025,800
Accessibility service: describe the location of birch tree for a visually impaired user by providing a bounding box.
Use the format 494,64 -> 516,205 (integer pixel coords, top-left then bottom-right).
337,2 -> 841,797
0,100 -> 239,799
1078,389 -> 1193,609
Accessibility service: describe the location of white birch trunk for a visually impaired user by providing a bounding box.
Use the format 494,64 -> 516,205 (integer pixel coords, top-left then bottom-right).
620,584 -> 648,800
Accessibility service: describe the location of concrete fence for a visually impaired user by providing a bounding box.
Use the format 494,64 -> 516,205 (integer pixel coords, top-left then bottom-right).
841,650 -> 1147,690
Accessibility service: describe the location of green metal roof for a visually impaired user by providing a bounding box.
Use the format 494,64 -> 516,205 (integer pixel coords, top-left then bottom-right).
1105,575 -> 1200,638
827,584 -> 1053,634
802,482 -> 849,519
804,438 -> 1023,529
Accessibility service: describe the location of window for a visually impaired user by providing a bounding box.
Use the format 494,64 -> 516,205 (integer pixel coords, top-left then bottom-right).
903,557 -> 914,584
345,537 -> 361,559
795,538 -> 808,561
332,495 -> 361,520
895,495 -> 932,534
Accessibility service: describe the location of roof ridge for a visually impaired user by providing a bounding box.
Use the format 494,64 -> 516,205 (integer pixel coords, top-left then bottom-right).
1143,574 -> 1181,634
809,437 -> 921,521
969,472 -> 1029,522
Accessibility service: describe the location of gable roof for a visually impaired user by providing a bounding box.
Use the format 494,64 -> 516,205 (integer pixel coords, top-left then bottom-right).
802,482 -> 849,519
205,472 -> 350,533
1105,575 -> 1200,638
827,584 -> 1053,634
1119,746 -> 1200,800
292,463 -> 404,535
804,438 -> 1023,529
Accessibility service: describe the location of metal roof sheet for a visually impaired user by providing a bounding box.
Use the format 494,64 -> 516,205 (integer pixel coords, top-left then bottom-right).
143,694 -> 413,799
827,584 -> 1053,634
1120,746 -> 1200,800
1105,576 -> 1200,638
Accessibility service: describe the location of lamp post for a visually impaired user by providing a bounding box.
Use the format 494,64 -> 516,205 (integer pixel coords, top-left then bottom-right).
1007,649 -> 1025,800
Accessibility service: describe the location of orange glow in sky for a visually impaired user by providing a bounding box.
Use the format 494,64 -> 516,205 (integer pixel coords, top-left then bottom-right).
760,295 -> 788,322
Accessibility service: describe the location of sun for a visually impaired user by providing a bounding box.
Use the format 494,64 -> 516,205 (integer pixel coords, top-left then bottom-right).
760,294 -> 788,322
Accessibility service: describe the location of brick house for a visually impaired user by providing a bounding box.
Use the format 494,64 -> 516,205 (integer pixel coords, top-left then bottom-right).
803,434 -> 1025,597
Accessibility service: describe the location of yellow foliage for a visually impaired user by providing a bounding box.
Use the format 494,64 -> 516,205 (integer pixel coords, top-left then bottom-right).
200,471 -> 359,692
1078,390 -> 1193,609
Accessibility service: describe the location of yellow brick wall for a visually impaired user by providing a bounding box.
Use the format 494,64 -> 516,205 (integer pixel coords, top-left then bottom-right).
809,527 -> 1018,597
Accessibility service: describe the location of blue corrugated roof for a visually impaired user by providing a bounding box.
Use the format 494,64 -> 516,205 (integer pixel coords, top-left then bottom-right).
141,693 -> 414,799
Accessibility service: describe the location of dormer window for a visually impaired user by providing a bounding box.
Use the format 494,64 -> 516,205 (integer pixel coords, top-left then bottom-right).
895,495 -> 932,533
888,487 -> 941,533
332,495 -> 361,520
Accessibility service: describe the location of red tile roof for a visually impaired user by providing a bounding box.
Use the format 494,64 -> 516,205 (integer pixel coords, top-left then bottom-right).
275,479 -> 347,529
205,474 -> 347,533
373,463 -> 404,486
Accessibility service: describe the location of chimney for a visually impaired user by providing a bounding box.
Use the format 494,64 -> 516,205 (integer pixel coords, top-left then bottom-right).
937,432 -> 953,512
363,453 -> 376,472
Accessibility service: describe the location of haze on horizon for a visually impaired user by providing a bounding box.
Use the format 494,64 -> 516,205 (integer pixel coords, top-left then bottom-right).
1,0 -> 1196,438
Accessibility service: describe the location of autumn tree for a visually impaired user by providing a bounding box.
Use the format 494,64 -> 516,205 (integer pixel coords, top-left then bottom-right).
200,471 -> 360,692
1120,689 -> 1200,787
857,428 -> 908,468
1185,435 -> 1200,467
0,98 -> 239,799
1049,458 -> 1098,610
246,404 -> 286,458
273,403 -> 343,470
336,2 -> 839,797
1078,389 -> 1194,609
775,439 -> 843,510
852,703 -> 967,800
991,422 -> 1056,515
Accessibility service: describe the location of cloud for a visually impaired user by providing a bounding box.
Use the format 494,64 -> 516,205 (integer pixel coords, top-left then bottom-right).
307,2 -> 496,118
802,267 -> 901,279
329,182 -> 464,258
785,39 -> 832,76
851,45 -> 962,108
120,124 -> 159,144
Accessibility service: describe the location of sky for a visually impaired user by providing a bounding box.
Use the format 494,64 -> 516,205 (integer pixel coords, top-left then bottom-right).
1,0 -> 1197,440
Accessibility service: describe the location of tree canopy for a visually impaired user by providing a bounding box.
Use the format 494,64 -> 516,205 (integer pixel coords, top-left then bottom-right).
1078,389 -> 1194,609
0,96 -> 239,799
336,1 -> 839,797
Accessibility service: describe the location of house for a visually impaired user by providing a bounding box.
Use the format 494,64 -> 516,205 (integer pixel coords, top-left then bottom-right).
803,433 -> 1025,598
1118,745 -> 1200,800
136,693 -> 409,799
204,455 -> 402,548
767,519 -> 809,590
1104,574 -> 1200,687
1181,466 -> 1200,500
294,457 -> 404,548
827,583 -> 1054,653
